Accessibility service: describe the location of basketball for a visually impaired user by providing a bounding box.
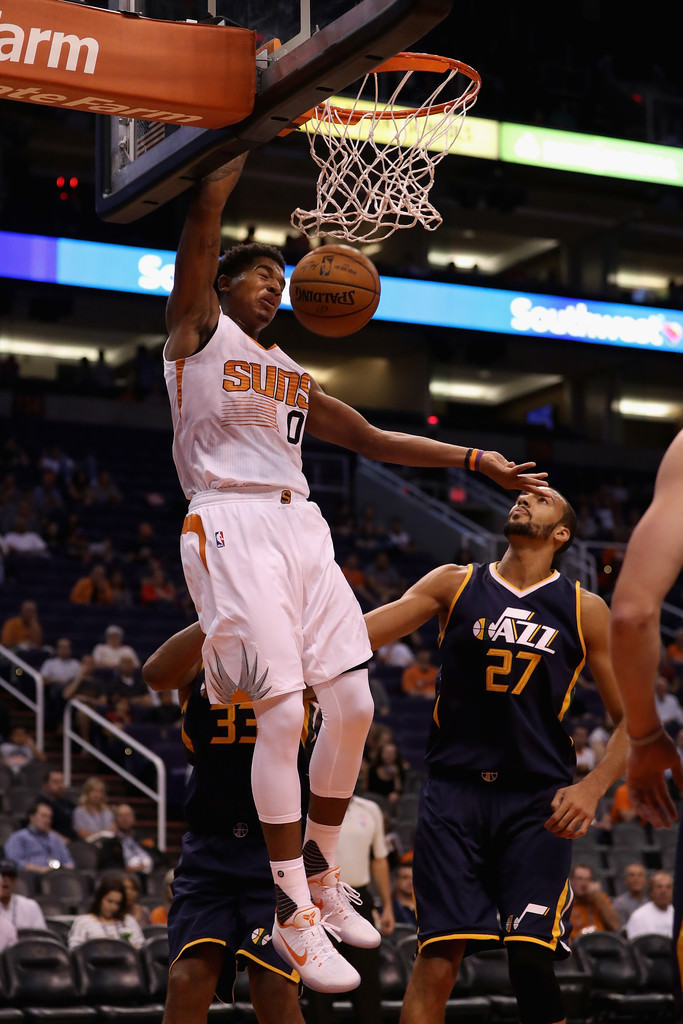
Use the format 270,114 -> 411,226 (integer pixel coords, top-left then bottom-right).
288,245 -> 381,337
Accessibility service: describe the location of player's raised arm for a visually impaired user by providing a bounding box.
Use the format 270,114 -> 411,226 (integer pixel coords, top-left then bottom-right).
142,621 -> 204,694
364,565 -> 466,650
165,153 -> 248,360
305,383 -> 548,495
610,429 -> 683,826
545,591 -> 628,839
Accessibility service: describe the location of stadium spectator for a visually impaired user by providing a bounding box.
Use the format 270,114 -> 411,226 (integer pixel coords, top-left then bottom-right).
32,469 -> 64,528
363,723 -> 394,768
140,566 -> 177,606
68,875 -> 144,949
38,768 -> 76,842
572,724 -> 596,772
121,872 -> 151,928
626,871 -> 675,939
665,628 -> 683,682
125,521 -> 159,565
367,666 -> 391,717
40,637 -> 80,688
0,857 -> 47,930
109,569 -> 134,608
149,868 -> 174,925
69,563 -> 114,605
0,473 -> 21,535
113,804 -> 154,875
401,647 -> 439,698
92,625 -> 140,668
0,599 -> 44,650
340,552 -> 376,609
106,695 -> 133,730
38,445 -> 74,484
72,777 -> 115,841
329,499 -> 357,538
355,504 -> 388,552
40,637 -> 80,727
364,551 -> 405,606
144,688 -> 182,727
569,863 -> 620,938
391,859 -> 418,927
654,673 -> 683,730
1,517 -> 49,558
109,654 -> 153,706
612,862 -> 649,929
386,516 -> 415,553
375,637 -> 415,668
4,800 -> 74,872
66,469 -> 93,507
367,741 -> 406,807
0,917 -> 15,953
91,469 -> 123,505
0,726 -> 45,775
609,781 -> 640,825
61,655 -> 111,740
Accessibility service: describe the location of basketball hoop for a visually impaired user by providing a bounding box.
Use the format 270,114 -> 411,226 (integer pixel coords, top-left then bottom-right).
289,52 -> 481,243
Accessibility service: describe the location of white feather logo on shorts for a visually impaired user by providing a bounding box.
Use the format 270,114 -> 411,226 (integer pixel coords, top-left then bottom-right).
209,640 -> 272,702
510,903 -> 549,931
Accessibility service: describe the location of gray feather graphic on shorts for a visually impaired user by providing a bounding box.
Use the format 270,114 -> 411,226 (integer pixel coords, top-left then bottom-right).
209,641 -> 271,701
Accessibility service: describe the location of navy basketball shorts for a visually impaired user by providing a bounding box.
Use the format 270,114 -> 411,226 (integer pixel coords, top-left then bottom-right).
168,831 -> 299,999
413,775 -> 573,957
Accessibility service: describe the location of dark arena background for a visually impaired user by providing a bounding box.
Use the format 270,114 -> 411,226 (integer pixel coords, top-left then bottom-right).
0,1 -> 681,1020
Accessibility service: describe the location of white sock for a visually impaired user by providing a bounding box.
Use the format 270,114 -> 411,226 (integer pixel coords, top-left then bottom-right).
271,857 -> 313,923
303,820 -> 342,879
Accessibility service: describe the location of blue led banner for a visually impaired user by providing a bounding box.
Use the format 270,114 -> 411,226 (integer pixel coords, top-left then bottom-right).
1,231 -> 682,354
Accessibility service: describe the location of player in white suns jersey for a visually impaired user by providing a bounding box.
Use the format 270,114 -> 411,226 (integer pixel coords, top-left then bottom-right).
163,152 -> 550,994
165,313 -> 312,498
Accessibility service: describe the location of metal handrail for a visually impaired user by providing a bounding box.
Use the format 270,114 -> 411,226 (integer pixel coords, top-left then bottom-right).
356,458 -> 499,563
0,645 -> 44,751
63,699 -> 167,851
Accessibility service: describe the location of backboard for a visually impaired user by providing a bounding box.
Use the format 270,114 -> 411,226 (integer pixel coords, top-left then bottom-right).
95,0 -> 453,222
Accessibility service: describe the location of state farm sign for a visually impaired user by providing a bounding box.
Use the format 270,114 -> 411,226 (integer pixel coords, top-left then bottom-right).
0,0 -> 255,127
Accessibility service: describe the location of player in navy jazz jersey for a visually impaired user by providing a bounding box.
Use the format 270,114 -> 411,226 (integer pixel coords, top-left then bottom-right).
610,429 -> 683,1003
365,489 -> 629,1024
142,622 -> 310,1024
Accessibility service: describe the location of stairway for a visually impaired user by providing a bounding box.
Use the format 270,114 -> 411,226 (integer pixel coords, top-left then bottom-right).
0,688 -> 185,865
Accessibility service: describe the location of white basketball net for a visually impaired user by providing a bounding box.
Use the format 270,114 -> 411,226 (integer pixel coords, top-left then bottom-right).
290,55 -> 480,243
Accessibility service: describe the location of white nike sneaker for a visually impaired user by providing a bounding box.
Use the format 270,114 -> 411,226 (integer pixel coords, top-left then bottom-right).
271,905 -> 361,993
309,867 -> 382,949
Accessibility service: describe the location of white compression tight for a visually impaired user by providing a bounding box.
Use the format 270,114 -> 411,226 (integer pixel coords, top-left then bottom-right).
251,668 -> 373,824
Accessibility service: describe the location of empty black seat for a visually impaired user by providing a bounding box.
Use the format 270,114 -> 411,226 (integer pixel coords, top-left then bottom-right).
573,931 -> 673,1020
3,936 -> 97,1021
71,938 -> 164,1022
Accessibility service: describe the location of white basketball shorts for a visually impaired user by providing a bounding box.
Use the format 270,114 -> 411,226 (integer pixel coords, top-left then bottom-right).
180,489 -> 372,704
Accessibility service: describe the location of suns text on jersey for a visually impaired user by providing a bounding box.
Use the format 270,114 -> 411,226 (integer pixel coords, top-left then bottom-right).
222,361 -> 311,408
472,606 -> 558,653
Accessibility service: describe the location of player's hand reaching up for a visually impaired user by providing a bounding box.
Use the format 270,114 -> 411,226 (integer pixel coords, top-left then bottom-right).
478,452 -> 548,494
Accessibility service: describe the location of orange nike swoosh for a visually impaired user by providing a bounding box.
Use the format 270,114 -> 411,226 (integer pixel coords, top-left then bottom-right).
279,931 -> 308,967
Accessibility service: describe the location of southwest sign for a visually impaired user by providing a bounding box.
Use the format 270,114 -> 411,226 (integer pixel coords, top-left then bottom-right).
2,231 -> 683,355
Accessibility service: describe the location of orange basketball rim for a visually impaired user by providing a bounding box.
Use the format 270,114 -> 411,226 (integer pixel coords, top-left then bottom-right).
289,51 -> 482,243
0,0 -> 255,128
